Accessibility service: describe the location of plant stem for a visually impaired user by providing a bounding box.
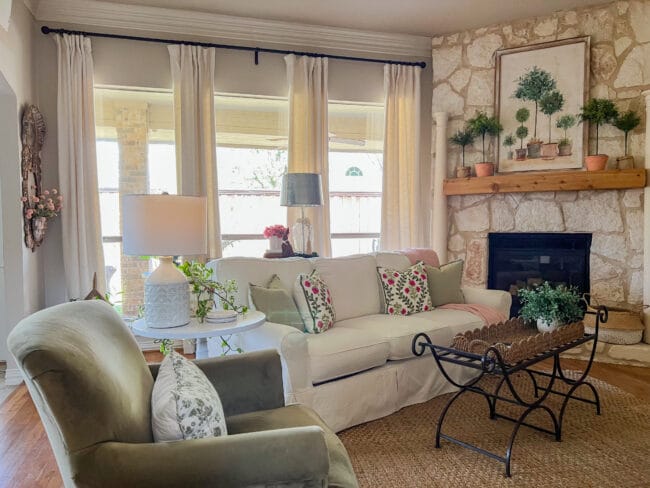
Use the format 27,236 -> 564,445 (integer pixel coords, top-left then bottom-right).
461,146 -> 465,167
534,101 -> 538,138
482,133 -> 486,162
625,131 -> 628,156
596,123 -> 599,155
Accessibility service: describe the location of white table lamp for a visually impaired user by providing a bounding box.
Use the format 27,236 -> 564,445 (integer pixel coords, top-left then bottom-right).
122,194 -> 207,328
280,173 -> 323,254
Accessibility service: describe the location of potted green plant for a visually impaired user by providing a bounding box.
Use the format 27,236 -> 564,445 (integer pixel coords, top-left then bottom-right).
613,109 -> 641,169
449,128 -> 475,178
539,90 -> 564,159
514,67 -> 556,159
514,107 -> 530,160
556,114 -> 576,156
578,98 -> 619,171
518,281 -> 584,333
467,111 -> 503,177
503,134 -> 516,160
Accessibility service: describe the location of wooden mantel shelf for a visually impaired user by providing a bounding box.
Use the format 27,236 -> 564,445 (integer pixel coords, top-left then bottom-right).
443,169 -> 646,196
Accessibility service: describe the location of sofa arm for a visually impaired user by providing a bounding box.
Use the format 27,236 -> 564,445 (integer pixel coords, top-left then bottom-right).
238,321 -> 311,396
148,350 -> 284,417
72,427 -> 329,488
462,287 -> 512,319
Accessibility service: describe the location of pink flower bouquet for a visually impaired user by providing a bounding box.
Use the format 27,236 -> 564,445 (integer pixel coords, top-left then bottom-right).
21,188 -> 63,220
263,224 -> 289,241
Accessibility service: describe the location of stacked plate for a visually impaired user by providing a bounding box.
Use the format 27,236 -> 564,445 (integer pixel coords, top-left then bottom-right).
205,310 -> 238,324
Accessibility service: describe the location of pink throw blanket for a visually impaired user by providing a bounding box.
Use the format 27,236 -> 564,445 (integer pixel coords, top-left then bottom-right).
438,303 -> 508,326
400,248 -> 440,267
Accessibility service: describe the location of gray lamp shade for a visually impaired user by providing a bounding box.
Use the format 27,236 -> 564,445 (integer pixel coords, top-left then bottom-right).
280,173 -> 324,207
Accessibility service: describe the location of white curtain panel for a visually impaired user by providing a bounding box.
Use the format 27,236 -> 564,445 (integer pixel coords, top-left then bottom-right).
380,64 -> 423,250
285,54 -> 332,257
169,45 -> 221,259
55,34 -> 106,299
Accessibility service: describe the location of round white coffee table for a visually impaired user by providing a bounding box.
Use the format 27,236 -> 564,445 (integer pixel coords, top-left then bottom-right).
131,311 -> 265,358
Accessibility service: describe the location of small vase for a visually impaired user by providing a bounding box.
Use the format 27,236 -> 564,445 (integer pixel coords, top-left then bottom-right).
456,166 -> 471,178
536,318 -> 560,333
616,155 -> 634,169
541,143 -> 558,159
474,162 -> 495,177
267,236 -> 283,253
32,216 -> 47,246
527,142 -> 542,159
507,150 -> 514,160
585,154 -> 608,171
515,148 -> 527,160
558,143 -> 572,156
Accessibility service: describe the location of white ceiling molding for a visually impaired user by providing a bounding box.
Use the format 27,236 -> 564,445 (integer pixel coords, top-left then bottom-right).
32,0 -> 431,58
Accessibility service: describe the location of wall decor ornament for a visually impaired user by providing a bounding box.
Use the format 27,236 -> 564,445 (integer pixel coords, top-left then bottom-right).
20,104 -> 48,251
495,37 -> 590,173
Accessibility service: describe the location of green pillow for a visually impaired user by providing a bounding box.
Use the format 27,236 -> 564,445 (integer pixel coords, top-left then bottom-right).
425,261 -> 465,306
249,275 -> 305,331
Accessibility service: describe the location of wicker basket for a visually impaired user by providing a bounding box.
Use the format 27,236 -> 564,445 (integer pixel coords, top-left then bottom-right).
451,318 -> 585,365
584,306 -> 643,345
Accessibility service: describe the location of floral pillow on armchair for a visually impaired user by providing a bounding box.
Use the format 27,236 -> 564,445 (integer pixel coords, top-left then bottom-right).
293,271 -> 336,334
377,262 -> 432,315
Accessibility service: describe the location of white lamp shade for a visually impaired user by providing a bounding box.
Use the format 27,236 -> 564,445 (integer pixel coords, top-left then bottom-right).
122,194 -> 207,256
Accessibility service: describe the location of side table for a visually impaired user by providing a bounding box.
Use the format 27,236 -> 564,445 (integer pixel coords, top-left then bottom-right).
131,311 -> 265,359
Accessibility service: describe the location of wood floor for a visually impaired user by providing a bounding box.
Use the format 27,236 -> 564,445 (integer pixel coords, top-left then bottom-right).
0,354 -> 648,488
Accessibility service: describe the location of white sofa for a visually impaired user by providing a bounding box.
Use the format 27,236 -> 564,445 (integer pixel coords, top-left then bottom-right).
207,252 -> 511,432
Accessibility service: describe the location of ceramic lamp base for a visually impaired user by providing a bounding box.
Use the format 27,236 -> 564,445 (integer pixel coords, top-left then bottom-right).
144,257 -> 190,328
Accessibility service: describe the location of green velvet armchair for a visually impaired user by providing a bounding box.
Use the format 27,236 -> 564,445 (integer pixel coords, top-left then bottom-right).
7,300 -> 358,488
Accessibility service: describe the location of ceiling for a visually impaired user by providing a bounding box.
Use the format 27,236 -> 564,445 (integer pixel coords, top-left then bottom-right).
99,0 -> 607,36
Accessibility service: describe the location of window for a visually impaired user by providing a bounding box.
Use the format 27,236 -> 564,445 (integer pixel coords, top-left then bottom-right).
95,88 -> 176,317
329,101 -> 384,256
216,94 -> 288,257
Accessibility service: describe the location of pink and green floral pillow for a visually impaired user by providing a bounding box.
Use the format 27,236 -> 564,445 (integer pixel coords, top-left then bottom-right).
293,271 -> 335,334
377,262 -> 432,315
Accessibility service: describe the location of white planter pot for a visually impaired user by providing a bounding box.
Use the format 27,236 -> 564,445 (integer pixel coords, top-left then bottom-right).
268,236 -> 283,253
536,318 -> 560,333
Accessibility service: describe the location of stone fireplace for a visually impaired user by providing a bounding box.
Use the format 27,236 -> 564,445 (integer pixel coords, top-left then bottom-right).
488,232 -> 592,317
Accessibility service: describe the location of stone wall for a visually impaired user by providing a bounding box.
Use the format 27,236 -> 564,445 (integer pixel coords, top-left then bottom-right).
432,0 -> 650,309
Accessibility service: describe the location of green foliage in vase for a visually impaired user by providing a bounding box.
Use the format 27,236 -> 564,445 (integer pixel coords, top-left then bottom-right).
467,111 -> 503,163
515,125 -> 529,149
449,128 -> 475,167
503,134 -> 516,148
539,90 -> 565,143
556,114 -> 576,146
613,110 -> 641,156
579,98 -> 619,155
518,281 -> 584,326
515,107 -> 530,124
178,261 -> 248,323
514,67 -> 556,139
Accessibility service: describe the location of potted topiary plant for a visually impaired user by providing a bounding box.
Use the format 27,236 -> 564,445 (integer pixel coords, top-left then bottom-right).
556,114 -> 576,156
539,90 -> 564,159
518,281 -> 584,333
503,134 -> 516,160
449,128 -> 475,178
514,67 -> 556,159
514,107 -> 530,160
579,98 -> 619,171
613,109 -> 641,169
467,110 -> 503,177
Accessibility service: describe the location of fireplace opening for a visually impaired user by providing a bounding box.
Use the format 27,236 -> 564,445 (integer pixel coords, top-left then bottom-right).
487,233 -> 592,317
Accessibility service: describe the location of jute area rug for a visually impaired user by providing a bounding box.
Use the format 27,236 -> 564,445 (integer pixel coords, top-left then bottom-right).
339,372 -> 650,487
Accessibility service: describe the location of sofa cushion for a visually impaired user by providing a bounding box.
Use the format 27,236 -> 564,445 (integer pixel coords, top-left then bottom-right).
227,404 -> 358,488
375,251 -> 412,270
377,262 -> 432,315
312,254 -> 381,321
425,260 -> 465,306
306,327 -> 389,383
208,257 -> 314,307
294,271 -> 336,334
249,275 -> 304,331
336,309 -> 484,360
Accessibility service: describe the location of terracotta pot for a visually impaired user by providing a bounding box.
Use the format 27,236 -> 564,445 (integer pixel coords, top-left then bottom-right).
515,148 -> 527,160
616,155 -> 635,169
527,142 -> 542,159
585,154 -> 608,171
541,143 -> 558,159
558,143 -> 572,156
474,162 -> 495,177
456,166 -> 471,178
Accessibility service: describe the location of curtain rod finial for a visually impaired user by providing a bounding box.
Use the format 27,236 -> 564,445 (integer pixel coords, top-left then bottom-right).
41,26 -> 51,34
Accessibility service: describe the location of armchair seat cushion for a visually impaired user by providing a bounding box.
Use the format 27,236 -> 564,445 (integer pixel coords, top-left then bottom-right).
228,404 -> 358,488
306,327 -> 390,384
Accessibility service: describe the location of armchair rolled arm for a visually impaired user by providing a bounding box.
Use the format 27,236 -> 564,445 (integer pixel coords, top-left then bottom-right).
72,426 -> 329,488
462,287 -> 512,319
149,350 -> 285,417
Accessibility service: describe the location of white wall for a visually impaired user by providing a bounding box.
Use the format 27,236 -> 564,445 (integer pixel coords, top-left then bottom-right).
0,0 -> 41,378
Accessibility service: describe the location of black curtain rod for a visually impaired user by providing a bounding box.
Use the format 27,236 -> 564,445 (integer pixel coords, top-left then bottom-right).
41,26 -> 427,68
